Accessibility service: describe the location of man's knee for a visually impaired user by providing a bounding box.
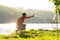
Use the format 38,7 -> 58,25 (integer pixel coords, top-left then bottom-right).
22,24 -> 26,27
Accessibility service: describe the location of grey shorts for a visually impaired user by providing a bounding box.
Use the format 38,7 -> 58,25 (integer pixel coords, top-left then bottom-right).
16,24 -> 26,30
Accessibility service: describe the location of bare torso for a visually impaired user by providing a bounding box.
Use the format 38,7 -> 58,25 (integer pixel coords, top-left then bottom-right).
16,17 -> 25,27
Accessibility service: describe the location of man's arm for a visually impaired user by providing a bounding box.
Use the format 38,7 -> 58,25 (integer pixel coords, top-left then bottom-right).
25,14 -> 34,19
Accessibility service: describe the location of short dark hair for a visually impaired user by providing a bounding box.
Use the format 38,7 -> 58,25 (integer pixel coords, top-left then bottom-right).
22,12 -> 26,16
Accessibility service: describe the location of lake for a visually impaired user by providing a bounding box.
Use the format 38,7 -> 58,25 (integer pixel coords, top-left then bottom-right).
0,23 -> 60,35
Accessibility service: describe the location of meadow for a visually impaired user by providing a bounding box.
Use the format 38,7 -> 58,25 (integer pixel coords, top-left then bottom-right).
0,29 -> 60,40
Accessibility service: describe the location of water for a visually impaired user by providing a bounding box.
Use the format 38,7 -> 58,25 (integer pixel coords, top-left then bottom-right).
0,23 -> 60,34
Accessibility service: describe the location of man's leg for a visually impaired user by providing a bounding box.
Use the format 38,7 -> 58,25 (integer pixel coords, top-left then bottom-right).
20,30 -> 24,34
20,24 -> 26,34
16,27 -> 19,33
22,24 -> 26,30
16,30 -> 18,33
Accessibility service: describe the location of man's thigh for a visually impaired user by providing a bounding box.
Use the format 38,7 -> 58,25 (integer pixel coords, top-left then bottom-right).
19,24 -> 26,30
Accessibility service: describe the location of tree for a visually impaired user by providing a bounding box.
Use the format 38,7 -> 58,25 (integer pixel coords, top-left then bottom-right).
49,0 -> 60,23
49,0 -> 60,14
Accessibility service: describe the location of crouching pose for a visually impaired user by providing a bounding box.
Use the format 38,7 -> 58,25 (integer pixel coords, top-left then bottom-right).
16,12 -> 34,34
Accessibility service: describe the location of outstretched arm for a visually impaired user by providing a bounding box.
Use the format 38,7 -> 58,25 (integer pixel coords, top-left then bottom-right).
25,14 -> 34,19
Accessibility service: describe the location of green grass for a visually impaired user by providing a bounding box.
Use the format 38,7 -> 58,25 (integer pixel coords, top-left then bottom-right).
0,29 -> 60,40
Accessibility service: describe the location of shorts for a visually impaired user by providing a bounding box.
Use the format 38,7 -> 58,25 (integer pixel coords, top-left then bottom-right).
16,24 -> 26,30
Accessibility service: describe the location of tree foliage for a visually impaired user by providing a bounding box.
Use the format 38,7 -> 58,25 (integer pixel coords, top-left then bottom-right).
49,0 -> 60,13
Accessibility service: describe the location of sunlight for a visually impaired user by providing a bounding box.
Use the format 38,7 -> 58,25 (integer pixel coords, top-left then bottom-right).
0,23 -> 16,34
0,23 -> 16,30
5,23 -> 16,30
0,0 -> 54,10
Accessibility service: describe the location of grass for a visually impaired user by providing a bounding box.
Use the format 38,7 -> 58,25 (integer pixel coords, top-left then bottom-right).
0,29 -> 60,40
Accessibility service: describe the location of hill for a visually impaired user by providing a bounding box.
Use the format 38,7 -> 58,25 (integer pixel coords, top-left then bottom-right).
0,5 -> 55,23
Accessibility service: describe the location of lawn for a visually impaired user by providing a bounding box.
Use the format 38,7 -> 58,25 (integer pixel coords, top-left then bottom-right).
0,29 -> 60,40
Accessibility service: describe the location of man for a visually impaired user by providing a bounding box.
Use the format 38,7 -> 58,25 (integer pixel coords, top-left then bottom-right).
16,12 -> 34,34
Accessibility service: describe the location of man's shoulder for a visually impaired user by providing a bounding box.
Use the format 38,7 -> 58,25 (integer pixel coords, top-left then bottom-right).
19,16 -> 24,19
19,16 -> 22,18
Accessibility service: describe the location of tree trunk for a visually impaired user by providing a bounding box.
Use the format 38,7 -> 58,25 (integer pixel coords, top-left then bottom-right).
59,10 -> 60,15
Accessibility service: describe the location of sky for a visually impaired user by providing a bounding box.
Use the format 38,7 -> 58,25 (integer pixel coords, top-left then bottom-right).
0,0 -> 54,10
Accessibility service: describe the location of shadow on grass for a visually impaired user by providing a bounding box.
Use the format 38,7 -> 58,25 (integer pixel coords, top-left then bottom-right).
18,34 -> 31,38
17,31 -> 35,38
